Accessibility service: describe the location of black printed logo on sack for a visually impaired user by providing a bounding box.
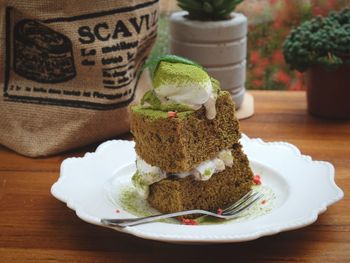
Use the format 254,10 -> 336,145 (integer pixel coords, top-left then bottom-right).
14,19 -> 76,83
3,0 -> 158,110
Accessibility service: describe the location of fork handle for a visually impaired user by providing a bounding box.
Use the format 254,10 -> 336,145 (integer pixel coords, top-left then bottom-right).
101,209 -> 216,227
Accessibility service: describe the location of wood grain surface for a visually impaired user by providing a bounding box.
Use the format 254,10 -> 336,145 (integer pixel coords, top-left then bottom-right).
0,91 -> 349,262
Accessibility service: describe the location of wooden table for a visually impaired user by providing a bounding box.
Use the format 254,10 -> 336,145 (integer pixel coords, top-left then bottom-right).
1,91 -> 349,262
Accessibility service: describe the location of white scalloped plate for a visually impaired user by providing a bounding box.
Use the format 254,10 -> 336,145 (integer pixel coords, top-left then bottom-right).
51,134 -> 343,244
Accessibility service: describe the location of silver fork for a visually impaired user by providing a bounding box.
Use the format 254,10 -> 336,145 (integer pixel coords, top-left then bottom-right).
101,190 -> 263,227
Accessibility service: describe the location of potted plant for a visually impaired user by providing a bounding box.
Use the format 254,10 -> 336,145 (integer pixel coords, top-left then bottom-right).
170,0 -> 247,109
283,8 -> 350,119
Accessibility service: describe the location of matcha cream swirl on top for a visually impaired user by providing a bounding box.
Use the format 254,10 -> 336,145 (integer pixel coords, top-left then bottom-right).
141,57 -> 219,120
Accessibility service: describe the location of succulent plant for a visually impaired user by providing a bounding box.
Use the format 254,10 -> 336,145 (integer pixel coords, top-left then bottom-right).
283,8 -> 350,72
177,0 -> 244,21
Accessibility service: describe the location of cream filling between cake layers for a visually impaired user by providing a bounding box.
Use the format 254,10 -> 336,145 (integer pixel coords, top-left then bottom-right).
132,149 -> 234,198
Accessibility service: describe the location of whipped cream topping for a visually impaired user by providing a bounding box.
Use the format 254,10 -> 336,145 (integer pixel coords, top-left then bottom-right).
155,81 -> 210,109
152,61 -> 218,119
132,149 -> 233,198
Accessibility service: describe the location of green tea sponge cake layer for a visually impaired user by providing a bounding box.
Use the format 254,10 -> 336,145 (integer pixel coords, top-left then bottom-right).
130,91 -> 240,173
147,143 -> 253,215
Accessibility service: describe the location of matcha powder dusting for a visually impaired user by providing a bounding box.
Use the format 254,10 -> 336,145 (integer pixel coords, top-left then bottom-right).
153,62 -> 210,88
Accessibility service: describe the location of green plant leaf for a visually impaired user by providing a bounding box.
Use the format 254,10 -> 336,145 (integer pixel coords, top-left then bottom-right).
212,0 -> 225,9
177,0 -> 243,20
177,0 -> 202,13
203,2 -> 214,13
221,0 -> 243,15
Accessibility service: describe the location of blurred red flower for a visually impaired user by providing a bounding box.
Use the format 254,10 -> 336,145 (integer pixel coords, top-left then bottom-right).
327,0 -> 337,7
312,6 -> 324,16
289,79 -> 303,91
273,18 -> 283,30
295,71 -> 304,79
272,50 -> 285,65
253,66 -> 265,78
253,79 -> 263,88
275,70 -> 291,85
250,51 -> 261,65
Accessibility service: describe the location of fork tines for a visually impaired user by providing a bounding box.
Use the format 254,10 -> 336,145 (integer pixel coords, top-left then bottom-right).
222,190 -> 264,216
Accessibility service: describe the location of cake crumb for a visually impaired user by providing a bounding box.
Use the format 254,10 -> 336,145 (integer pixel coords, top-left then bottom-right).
217,208 -> 223,215
182,218 -> 198,225
253,175 -> 261,185
167,111 -> 177,118
115,209 -> 120,213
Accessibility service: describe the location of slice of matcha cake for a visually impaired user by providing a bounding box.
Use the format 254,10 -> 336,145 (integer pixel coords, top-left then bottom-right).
131,91 -> 240,173
130,55 -> 253,217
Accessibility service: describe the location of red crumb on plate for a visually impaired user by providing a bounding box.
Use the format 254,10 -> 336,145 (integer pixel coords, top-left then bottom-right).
261,200 -> 267,205
167,111 -> 177,118
253,175 -> 262,185
217,208 -> 223,215
115,209 -> 120,213
182,218 -> 198,225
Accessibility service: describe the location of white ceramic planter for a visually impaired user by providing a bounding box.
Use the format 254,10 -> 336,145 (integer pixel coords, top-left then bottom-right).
230,85 -> 245,108
171,38 -> 246,66
170,11 -> 248,109
206,60 -> 246,92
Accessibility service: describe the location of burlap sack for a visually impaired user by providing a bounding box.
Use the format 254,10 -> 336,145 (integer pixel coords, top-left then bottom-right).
0,0 -> 158,157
